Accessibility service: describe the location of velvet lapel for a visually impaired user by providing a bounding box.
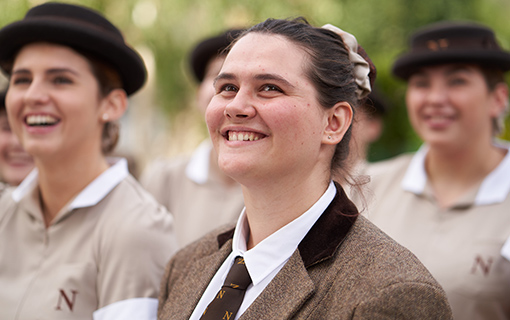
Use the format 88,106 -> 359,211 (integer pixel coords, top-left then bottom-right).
160,240 -> 233,320
239,251 -> 315,320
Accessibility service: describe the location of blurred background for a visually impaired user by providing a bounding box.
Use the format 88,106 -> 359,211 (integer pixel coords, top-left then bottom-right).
2,0 -> 510,170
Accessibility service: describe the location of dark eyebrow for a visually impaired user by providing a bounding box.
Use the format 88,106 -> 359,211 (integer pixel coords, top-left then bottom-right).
11,68 -> 80,76
213,72 -> 295,89
214,72 -> 236,87
254,73 -> 295,89
444,65 -> 473,76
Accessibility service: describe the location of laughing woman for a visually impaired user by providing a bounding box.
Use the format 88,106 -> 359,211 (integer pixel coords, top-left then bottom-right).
0,3 -> 178,320
366,21 -> 510,319
158,18 -> 452,320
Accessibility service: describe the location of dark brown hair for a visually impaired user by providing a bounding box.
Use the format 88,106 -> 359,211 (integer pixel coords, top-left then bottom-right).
84,52 -> 123,154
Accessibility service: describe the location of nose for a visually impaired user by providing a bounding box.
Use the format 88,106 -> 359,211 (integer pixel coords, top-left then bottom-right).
224,90 -> 256,120
23,79 -> 50,107
424,82 -> 448,106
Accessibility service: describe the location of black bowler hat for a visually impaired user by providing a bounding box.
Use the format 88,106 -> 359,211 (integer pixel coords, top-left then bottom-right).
392,21 -> 510,80
190,28 -> 244,83
0,2 -> 147,96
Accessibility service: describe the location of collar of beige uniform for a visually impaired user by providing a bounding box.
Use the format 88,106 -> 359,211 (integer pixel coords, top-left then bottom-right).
401,142 -> 510,205
185,139 -> 211,185
12,157 -> 129,209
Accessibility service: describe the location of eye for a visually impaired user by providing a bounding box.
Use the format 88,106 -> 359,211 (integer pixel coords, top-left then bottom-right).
448,77 -> 468,86
408,77 -> 429,89
261,84 -> 283,93
11,76 -> 31,86
53,76 -> 73,85
218,83 -> 238,94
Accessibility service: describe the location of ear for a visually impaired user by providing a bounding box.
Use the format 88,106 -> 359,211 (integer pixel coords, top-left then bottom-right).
489,82 -> 509,118
323,101 -> 353,145
99,89 -> 128,123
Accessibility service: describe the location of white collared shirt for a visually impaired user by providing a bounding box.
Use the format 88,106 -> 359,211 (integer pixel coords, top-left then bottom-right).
401,143 -> 510,205
13,157 -> 129,208
185,140 -> 212,185
189,181 -> 337,320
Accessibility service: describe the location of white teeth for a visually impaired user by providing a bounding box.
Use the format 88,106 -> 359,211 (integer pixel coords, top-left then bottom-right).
26,115 -> 58,126
228,131 -> 262,141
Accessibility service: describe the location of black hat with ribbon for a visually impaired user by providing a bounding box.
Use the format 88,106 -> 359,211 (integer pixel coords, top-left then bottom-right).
392,21 -> 510,80
0,2 -> 147,96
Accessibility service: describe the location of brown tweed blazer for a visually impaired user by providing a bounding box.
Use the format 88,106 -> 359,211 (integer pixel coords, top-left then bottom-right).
158,185 -> 453,319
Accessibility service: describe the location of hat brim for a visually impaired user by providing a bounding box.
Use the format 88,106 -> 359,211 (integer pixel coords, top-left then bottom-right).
392,49 -> 510,80
0,19 -> 146,96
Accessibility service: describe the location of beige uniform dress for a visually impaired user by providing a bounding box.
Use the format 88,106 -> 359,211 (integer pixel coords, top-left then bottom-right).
366,144 -> 510,320
141,140 -> 244,247
0,158 -> 178,320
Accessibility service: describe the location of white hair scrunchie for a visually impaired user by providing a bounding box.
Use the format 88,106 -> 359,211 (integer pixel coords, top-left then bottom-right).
322,24 -> 371,99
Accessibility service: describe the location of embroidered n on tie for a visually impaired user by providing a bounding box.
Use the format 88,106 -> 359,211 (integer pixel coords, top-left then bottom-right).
200,256 -> 252,320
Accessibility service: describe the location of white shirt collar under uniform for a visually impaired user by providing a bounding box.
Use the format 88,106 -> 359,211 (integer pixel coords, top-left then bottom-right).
12,157 -> 129,210
189,181 -> 337,320
185,140 -> 212,185
401,143 -> 510,206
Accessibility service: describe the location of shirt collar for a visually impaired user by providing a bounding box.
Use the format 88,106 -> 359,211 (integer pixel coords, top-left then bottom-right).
476,143 -> 510,205
185,140 -> 212,185
401,143 -> 510,205
231,181 -> 336,286
401,144 -> 428,195
12,157 -> 129,209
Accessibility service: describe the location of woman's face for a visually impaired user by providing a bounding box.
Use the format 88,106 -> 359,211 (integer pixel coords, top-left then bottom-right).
0,110 -> 34,185
406,64 -> 505,150
206,33 -> 333,184
6,42 -> 106,161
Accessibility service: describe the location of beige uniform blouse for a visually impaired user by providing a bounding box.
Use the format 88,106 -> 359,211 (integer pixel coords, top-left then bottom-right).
141,140 -> 244,248
365,145 -> 510,320
0,158 -> 178,320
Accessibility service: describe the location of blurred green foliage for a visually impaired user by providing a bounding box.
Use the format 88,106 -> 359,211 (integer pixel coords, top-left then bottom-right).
1,0 -> 510,161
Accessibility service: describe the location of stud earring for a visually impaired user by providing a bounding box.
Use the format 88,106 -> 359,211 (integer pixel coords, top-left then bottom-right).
328,135 -> 332,139
102,113 -> 109,121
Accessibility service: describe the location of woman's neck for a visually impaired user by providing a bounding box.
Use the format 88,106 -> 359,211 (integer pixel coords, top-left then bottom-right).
426,142 -> 506,208
36,151 -> 109,227
242,170 -> 330,250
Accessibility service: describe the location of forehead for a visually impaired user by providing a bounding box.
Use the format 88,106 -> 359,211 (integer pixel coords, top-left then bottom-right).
222,33 -> 308,77
13,42 -> 89,69
410,63 -> 483,78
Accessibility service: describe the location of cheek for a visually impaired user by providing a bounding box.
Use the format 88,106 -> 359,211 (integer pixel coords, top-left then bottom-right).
0,133 -> 9,151
205,97 -> 223,133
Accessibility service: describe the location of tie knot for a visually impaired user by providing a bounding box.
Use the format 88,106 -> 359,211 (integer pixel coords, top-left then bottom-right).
224,256 -> 252,290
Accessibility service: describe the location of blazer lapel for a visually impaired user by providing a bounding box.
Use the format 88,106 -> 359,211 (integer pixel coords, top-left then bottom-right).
240,250 -> 315,320
159,241 -> 232,320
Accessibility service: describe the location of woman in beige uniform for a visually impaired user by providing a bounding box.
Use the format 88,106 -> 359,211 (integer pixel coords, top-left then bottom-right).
141,29 -> 245,248
366,21 -> 510,319
158,17 -> 452,320
0,3 -> 178,319
0,89 -> 34,192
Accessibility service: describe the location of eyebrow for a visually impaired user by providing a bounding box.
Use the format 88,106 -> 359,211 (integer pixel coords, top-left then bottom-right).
214,72 -> 296,89
11,68 -> 80,76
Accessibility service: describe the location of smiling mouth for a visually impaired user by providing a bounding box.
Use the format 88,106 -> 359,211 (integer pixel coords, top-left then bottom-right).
25,115 -> 60,127
227,131 -> 265,141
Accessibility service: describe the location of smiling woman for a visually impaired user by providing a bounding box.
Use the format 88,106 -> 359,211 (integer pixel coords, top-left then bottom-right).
0,3 -> 178,320
158,17 -> 453,320
366,21 -> 510,320
0,89 -> 33,190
